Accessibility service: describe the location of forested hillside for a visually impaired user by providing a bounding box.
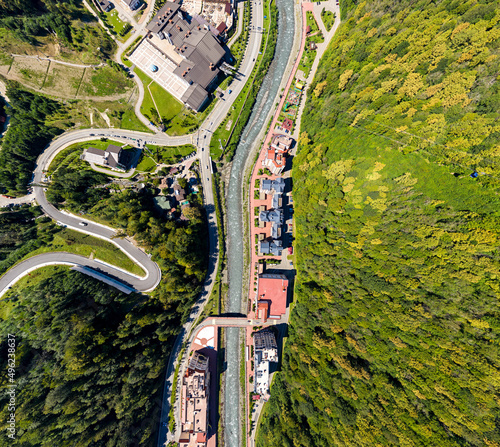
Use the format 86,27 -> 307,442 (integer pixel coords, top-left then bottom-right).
258,0 -> 500,446
0,270 -> 175,446
0,189 -> 208,445
0,84 -> 62,194
0,0 -> 115,59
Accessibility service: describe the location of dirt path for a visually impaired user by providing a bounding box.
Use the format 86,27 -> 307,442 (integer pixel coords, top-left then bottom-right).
10,54 -> 104,69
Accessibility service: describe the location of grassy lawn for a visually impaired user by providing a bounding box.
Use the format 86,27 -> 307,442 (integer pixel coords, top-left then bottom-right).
134,67 -> 210,135
136,154 -> 157,172
80,65 -> 134,97
147,143 -> 195,164
0,19 -> 116,65
102,10 -> 133,42
120,108 -> 149,131
299,31 -> 324,78
321,9 -> 335,32
306,11 -> 320,33
48,147 -> 85,175
16,228 -> 145,276
134,68 -> 182,120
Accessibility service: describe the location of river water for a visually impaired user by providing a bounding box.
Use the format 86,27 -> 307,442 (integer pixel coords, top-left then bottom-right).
224,0 -> 296,444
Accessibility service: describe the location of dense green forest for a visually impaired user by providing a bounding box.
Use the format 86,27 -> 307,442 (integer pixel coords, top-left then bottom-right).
0,269 -> 176,446
0,0 -> 115,57
47,166 -> 110,211
258,0 -> 500,446
47,170 -> 208,294
0,205 -> 50,274
0,84 -> 62,194
0,190 -> 208,445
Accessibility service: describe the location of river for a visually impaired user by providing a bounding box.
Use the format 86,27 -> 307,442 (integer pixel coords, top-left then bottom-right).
224,0 -> 296,444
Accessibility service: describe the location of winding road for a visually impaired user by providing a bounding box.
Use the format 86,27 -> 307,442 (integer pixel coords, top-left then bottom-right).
0,0 -> 267,444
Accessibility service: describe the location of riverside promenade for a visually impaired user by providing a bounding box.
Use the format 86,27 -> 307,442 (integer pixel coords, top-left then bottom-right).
244,0 -> 341,445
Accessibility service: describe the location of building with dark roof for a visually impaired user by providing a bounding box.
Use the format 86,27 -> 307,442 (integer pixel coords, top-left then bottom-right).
259,239 -> 283,257
98,0 -> 113,12
261,177 -> 285,195
173,183 -> 186,201
83,144 -> 126,171
144,1 -> 227,111
259,209 -> 282,224
122,0 -> 141,10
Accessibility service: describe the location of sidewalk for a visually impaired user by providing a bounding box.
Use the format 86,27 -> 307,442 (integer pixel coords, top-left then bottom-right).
244,1 -> 341,446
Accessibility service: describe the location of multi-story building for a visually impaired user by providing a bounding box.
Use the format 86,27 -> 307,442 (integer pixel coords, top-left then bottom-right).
253,329 -> 278,396
179,352 -> 210,447
259,177 -> 285,255
263,136 -> 293,175
256,273 -> 288,321
143,1 -> 227,111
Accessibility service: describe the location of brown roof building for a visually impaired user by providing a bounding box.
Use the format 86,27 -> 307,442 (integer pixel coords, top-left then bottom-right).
173,183 -> 186,201
180,352 -> 210,447
146,1 -> 226,110
263,135 -> 293,175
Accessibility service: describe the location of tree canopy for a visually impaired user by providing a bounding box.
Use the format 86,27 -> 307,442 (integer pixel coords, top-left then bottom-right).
0,270 -> 175,446
257,1 -> 500,446
0,84 -> 62,195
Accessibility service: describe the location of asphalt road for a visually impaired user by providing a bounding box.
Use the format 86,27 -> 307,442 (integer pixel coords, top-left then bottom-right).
0,252 -> 150,298
0,3 -> 265,442
156,2 -> 265,445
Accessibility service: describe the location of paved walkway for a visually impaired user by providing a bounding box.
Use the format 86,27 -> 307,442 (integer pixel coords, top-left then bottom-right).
244,1 -> 342,445
294,1 -> 341,137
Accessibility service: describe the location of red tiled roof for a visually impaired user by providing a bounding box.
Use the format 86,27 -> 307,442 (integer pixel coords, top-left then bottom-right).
217,22 -> 227,33
257,275 -> 288,318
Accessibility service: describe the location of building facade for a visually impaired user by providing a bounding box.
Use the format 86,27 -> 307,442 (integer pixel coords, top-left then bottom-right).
180,352 -> 210,447
82,144 -> 126,171
254,330 -> 278,396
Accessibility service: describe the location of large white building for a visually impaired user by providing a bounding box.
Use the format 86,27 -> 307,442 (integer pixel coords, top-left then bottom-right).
254,330 -> 278,396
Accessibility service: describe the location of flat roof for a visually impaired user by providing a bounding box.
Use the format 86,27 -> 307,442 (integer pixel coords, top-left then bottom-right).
257,274 -> 288,317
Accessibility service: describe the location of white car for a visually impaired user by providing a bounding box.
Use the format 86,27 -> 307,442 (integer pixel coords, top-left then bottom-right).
79,222 -> 88,226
